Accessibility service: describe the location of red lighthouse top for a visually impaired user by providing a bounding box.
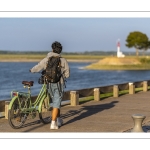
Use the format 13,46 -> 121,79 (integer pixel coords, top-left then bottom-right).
117,41 -> 120,47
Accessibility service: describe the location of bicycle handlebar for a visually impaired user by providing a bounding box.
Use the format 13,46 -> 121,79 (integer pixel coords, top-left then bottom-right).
29,69 -> 46,75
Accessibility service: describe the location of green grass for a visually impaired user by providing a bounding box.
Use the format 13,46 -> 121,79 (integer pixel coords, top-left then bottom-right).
0,54 -> 105,61
62,55 -> 104,60
0,54 -> 46,60
78,87 -> 146,104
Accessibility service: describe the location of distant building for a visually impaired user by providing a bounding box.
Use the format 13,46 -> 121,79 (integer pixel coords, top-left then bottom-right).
117,40 -> 125,58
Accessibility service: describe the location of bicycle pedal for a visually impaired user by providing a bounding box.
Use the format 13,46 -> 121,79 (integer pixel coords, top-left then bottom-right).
30,112 -> 36,119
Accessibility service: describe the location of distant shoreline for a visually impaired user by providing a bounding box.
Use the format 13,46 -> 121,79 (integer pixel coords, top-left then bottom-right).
0,59 -> 98,63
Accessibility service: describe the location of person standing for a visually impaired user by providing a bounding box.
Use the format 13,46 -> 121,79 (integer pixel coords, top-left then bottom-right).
30,41 -> 70,129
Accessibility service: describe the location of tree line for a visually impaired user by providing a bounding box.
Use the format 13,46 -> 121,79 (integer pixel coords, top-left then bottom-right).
126,31 -> 150,56
0,50 -> 138,56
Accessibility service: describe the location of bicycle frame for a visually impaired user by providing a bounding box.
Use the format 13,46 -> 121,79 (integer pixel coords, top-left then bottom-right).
8,83 -> 48,114
8,72 -> 52,129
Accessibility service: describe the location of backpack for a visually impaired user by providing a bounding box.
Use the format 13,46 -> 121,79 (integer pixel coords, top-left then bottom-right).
45,56 -> 62,83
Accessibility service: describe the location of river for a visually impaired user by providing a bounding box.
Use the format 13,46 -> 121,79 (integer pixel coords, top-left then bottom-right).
1,62 -> 150,101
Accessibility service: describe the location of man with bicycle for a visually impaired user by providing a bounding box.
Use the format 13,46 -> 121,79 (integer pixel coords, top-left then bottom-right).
30,41 -> 70,129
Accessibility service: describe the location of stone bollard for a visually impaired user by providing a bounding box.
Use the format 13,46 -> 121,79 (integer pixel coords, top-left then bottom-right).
113,85 -> 118,97
131,114 -> 146,132
94,88 -> 100,101
70,91 -> 79,106
129,82 -> 135,94
143,81 -> 148,92
5,101 -> 10,119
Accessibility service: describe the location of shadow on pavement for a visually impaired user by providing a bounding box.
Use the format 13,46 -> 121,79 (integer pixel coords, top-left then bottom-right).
10,100 -> 118,132
61,100 -> 119,126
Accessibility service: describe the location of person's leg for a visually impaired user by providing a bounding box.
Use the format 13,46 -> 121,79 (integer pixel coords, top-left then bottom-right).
52,108 -> 59,121
50,107 -> 59,129
57,109 -> 60,117
57,108 -> 64,126
56,84 -> 64,126
50,83 -> 62,129
52,107 -> 60,120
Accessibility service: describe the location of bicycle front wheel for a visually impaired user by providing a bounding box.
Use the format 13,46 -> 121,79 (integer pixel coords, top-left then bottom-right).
39,95 -> 51,124
8,97 -> 27,129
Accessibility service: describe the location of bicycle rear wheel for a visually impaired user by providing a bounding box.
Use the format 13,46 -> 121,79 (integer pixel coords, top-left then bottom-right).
8,97 -> 27,129
39,94 -> 51,124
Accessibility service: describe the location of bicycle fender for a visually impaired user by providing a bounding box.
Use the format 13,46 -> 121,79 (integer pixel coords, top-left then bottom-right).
8,96 -> 18,110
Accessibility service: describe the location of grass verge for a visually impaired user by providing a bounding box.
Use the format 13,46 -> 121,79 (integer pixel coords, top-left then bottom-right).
0,54 -> 104,61
79,87 -> 146,104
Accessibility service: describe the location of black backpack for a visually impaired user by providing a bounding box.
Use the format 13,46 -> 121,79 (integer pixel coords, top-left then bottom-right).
45,56 -> 62,83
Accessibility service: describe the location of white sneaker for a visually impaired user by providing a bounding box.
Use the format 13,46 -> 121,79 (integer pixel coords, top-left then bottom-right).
50,123 -> 59,130
57,118 -> 63,127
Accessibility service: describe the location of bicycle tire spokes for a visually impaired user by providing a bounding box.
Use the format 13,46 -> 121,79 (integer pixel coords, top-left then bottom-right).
8,97 -> 27,129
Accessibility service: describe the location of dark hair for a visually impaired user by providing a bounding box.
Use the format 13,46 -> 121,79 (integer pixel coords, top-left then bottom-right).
51,41 -> 62,54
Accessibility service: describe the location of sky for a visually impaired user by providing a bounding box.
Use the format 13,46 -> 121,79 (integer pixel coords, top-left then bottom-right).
1,0 -> 150,54
1,17 -> 150,53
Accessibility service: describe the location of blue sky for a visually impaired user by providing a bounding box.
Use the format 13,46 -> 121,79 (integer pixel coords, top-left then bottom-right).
0,18 -> 150,53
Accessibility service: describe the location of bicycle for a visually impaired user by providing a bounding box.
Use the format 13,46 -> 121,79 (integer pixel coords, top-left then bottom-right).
8,70 -> 51,129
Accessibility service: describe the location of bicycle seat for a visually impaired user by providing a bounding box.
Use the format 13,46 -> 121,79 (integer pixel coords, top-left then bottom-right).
22,81 -> 34,86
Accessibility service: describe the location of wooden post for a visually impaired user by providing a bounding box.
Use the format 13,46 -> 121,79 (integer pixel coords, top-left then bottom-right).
5,101 -> 10,119
94,88 -> 100,101
143,81 -> 148,92
70,91 -> 79,106
113,85 -> 118,97
129,82 -> 135,94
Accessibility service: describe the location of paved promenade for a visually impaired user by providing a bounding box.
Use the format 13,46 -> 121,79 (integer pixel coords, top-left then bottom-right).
1,91 -> 150,132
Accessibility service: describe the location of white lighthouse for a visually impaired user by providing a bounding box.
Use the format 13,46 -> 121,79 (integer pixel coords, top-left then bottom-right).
117,39 -> 125,58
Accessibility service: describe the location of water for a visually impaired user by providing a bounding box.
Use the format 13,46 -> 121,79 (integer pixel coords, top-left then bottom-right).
1,62 -> 150,101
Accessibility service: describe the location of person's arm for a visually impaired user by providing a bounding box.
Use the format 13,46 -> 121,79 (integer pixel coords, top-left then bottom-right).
63,59 -> 70,78
30,57 -> 47,73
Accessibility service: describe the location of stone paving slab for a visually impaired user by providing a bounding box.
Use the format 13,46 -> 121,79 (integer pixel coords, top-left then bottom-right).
1,91 -> 150,132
